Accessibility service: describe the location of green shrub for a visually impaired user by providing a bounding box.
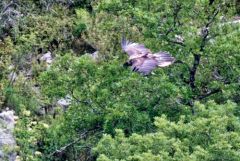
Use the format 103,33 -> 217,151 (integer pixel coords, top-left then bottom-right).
95,101 -> 240,161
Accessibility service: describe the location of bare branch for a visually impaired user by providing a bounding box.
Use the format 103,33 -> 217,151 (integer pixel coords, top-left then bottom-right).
164,37 -> 185,47
197,88 -> 222,100
70,88 -> 93,105
173,1 -> 182,27
206,7 -> 220,28
200,7 -> 220,52
49,127 -> 102,157
160,2 -> 184,46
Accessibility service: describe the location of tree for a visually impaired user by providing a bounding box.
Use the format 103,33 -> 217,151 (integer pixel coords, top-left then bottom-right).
36,0 -> 240,160
95,101 -> 240,161
1,0 -> 239,160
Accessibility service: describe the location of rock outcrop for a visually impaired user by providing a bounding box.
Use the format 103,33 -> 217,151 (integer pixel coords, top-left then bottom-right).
0,110 -> 17,161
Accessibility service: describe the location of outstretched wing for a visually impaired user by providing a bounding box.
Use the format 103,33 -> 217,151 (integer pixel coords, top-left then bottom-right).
153,52 -> 175,67
131,57 -> 158,75
121,38 -> 151,59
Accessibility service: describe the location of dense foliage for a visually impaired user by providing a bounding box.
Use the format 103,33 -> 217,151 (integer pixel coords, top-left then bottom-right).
96,101 -> 240,161
0,0 -> 240,160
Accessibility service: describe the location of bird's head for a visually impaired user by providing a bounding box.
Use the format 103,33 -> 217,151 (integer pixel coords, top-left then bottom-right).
123,59 -> 133,68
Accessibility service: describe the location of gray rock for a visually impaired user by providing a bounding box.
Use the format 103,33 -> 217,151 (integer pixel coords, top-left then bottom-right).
57,95 -> 72,111
7,72 -> 17,83
57,99 -> 71,107
0,110 -> 17,161
40,51 -> 53,64
174,35 -> 184,44
0,110 -> 15,130
91,51 -> 99,60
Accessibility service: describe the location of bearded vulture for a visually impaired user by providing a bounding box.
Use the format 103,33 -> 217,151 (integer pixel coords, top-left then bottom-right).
121,38 -> 175,75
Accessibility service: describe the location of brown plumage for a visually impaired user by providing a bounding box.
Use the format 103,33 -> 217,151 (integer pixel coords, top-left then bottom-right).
121,38 -> 175,75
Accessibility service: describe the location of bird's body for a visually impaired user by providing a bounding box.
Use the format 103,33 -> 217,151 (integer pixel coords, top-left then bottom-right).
121,38 -> 175,75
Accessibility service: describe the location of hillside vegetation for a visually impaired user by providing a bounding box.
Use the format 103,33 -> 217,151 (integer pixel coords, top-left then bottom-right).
0,0 -> 240,161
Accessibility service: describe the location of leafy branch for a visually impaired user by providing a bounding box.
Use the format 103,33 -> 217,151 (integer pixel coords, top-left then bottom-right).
48,126 -> 102,157
197,88 -> 222,100
185,6 -> 221,114
189,7 -> 220,90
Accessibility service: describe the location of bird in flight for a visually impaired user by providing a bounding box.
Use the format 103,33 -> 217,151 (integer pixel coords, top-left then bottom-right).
121,38 -> 175,75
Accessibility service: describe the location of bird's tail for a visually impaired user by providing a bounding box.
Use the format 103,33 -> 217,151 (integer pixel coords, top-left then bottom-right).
154,52 -> 175,67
